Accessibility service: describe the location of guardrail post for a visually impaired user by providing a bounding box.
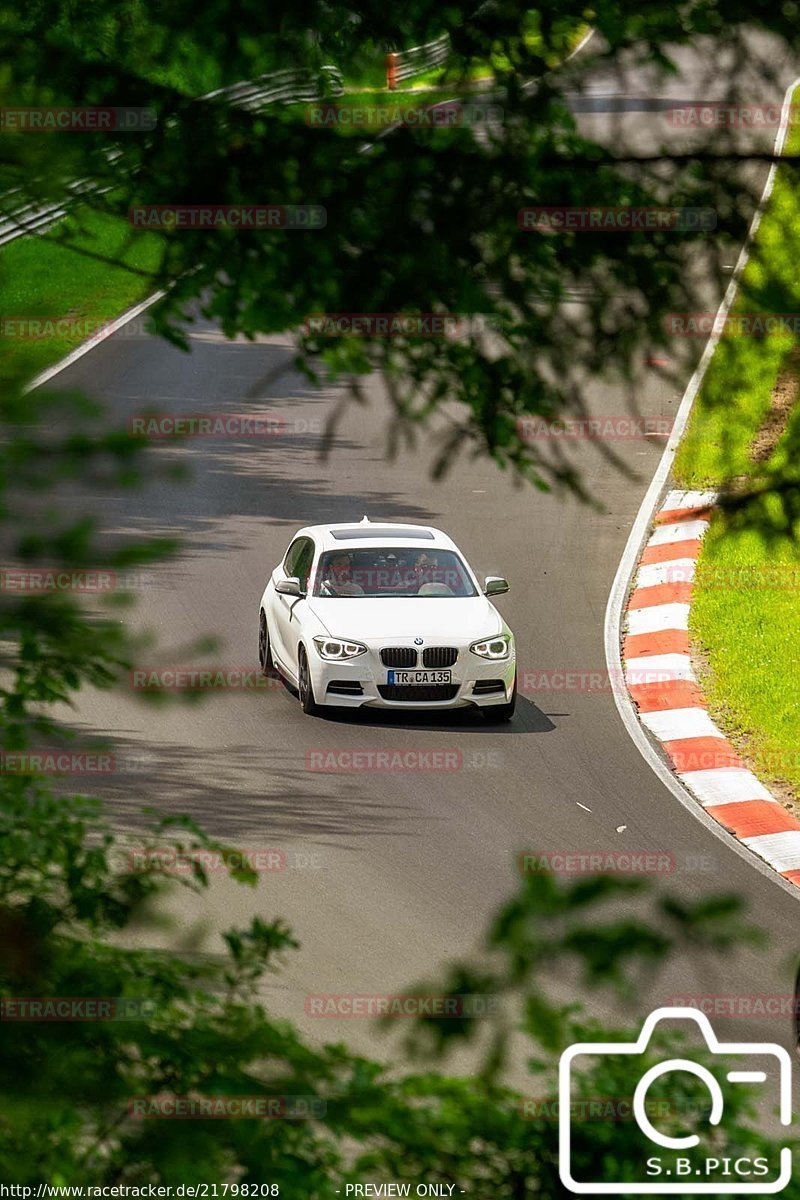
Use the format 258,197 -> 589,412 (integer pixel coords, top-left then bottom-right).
386,52 -> 399,91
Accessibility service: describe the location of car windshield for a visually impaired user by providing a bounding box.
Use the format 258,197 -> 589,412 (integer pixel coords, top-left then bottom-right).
312,547 -> 478,598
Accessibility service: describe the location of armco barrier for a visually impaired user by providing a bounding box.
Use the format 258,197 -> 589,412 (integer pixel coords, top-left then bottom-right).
0,67 -> 344,248
386,35 -> 450,90
203,65 -> 344,111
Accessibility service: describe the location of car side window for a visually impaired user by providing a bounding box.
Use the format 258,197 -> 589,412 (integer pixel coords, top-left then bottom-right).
294,540 -> 315,594
282,538 -> 304,578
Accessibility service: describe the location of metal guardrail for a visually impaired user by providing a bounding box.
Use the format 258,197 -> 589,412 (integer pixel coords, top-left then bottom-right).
205,65 -> 343,111
0,172 -> 116,250
0,195 -> 69,249
0,66 -> 345,249
386,35 -> 450,89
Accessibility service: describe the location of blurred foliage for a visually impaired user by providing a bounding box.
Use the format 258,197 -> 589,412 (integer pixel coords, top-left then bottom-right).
3,1 -> 799,490
0,388 -> 790,1189
1,779 -> 795,1191
1,2 -> 800,1193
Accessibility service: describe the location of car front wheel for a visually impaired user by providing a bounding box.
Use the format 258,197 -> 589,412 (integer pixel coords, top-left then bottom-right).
297,644 -> 321,715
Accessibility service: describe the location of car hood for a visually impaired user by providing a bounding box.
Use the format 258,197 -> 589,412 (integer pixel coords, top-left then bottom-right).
307,595 -> 504,642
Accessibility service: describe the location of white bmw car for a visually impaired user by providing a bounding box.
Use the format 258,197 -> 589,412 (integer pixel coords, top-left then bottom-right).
258,518 -> 516,720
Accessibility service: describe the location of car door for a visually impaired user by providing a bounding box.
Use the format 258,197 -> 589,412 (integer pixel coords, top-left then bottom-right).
271,536 -> 314,678
269,536 -> 305,674
281,538 -> 316,673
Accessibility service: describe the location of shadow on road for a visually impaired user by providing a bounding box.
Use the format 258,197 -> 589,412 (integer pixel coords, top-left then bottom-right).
307,691 -> 555,734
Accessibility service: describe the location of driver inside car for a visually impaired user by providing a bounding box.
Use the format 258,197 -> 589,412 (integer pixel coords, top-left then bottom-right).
321,552 -> 365,596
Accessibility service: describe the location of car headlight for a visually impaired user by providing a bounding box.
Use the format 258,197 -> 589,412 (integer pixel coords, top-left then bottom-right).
312,636 -> 368,661
470,634 -> 512,660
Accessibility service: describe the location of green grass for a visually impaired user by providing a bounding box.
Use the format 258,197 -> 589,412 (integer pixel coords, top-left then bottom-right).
691,504 -> 800,798
295,85 -> 499,138
673,86 -> 800,802
673,167 -> 800,485
291,21 -> 590,138
671,326 -> 793,486
308,16 -> 590,117
0,207 -> 163,385
0,17 -> 589,378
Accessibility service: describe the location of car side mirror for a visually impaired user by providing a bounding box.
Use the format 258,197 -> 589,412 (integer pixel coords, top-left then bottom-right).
276,576 -> 304,597
484,576 -> 509,596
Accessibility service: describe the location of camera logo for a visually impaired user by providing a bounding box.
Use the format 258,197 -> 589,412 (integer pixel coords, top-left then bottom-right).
559,1006 -> 792,1194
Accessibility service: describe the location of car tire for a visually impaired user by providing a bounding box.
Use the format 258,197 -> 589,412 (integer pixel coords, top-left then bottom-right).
483,675 -> 516,723
298,644 -> 321,715
258,610 -> 273,675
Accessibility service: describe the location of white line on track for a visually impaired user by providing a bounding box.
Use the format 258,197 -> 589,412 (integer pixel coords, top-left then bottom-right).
22,31 -> 600,399
24,290 -> 165,394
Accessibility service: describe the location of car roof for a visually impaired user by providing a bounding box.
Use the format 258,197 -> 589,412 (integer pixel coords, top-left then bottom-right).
292,520 -> 459,553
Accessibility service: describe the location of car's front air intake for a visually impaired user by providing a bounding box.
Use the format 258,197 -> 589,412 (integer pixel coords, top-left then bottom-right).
326,680 -> 364,696
377,684 -> 459,702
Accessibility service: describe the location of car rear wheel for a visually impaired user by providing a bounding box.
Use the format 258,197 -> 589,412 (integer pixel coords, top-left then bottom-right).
258,610 -> 273,675
298,645 -> 321,715
483,675 -> 516,723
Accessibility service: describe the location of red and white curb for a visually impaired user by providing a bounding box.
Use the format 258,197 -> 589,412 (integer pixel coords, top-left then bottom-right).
623,489 -> 800,889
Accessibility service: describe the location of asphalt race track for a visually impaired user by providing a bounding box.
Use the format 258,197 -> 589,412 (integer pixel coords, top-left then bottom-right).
43,31 -> 800,1081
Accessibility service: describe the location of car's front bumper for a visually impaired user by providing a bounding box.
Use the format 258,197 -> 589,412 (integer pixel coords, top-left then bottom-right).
308,644 -> 516,709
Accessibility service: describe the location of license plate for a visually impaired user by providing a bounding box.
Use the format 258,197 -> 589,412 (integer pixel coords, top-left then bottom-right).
387,670 -> 452,685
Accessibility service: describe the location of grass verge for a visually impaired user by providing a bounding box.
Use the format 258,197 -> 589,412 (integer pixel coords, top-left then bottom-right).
292,20 -> 591,135
672,88 -> 800,802
0,207 -> 163,385
0,21 -> 589,372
